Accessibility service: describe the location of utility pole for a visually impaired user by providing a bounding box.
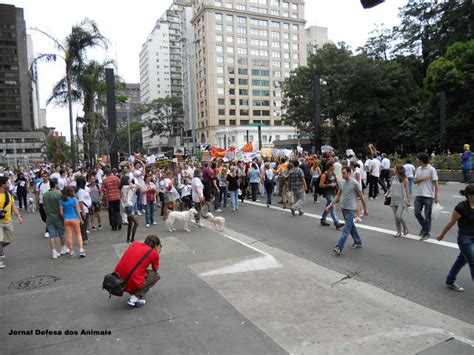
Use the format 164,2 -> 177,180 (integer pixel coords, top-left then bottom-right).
106,68 -> 119,169
258,125 -> 262,151
127,105 -> 131,156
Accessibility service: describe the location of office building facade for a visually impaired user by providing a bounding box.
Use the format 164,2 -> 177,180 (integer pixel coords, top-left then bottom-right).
305,25 -> 329,56
191,0 -> 306,148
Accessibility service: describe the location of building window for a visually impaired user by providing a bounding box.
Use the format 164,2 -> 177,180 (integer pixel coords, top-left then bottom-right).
215,24 -> 223,31
227,47 -> 234,54
272,61 -> 281,67
215,0 -> 222,6
239,99 -> 249,105
283,52 -> 290,59
271,41 -> 280,48
226,14 -> 233,22
216,34 -> 223,42
239,89 -> 249,95
229,98 -> 236,105
218,109 -> 225,115
230,120 -> 237,126
229,109 -> 236,116
274,120 -> 282,126
215,13 -> 223,21
238,47 -> 247,55
228,77 -> 235,85
293,53 -> 299,60
272,51 -> 280,58
253,99 -> 270,106
238,68 -> 248,75
237,16 -> 246,23
271,21 -> 280,28
292,24 -> 298,31
271,31 -> 280,38
252,79 -> 270,86
273,70 -> 281,77
219,119 -> 226,125
236,4 -> 246,10
216,45 -> 223,52
282,1 -> 288,8
291,3 -> 298,11
237,27 -> 247,34
217,87 -> 225,94
238,58 -> 248,65
217,77 -> 224,84
225,2 -> 233,8
227,36 -> 234,43
240,109 -> 249,116
217,66 -> 224,73
237,37 -> 247,45
283,42 -> 290,49
218,98 -> 225,105
239,78 -> 249,85
229,88 -> 236,95
226,25 -> 233,33
252,89 -> 270,96
271,0 -> 280,5
283,23 -> 289,30
251,69 -> 270,76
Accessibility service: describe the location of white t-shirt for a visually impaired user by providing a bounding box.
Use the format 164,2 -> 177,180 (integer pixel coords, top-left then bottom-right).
37,181 -> 50,204
191,177 -> 204,203
357,160 -> 366,180
181,184 -> 192,197
146,154 -> 156,165
370,159 -> 381,178
96,169 -> 104,184
381,158 -> 390,170
352,168 -> 363,190
50,172 -> 61,180
76,188 -> 92,214
403,164 -> 416,178
57,177 -> 66,191
264,169 -> 274,181
414,165 -> 438,198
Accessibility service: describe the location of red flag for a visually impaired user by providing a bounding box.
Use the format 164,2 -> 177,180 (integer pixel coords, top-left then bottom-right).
240,141 -> 253,152
211,146 -> 226,158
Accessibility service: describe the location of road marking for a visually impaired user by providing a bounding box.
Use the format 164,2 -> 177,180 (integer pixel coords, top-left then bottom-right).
244,201 -> 459,250
407,206 -> 449,214
452,195 -> 464,199
200,231 -> 282,276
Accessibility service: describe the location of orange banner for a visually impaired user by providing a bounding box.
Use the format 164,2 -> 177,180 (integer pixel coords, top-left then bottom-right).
240,141 -> 253,152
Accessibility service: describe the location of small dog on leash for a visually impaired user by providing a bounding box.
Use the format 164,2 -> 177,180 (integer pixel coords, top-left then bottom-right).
206,213 -> 226,232
166,208 -> 197,232
27,197 -> 35,213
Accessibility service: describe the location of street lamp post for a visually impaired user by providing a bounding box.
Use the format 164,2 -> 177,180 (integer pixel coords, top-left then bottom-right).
313,74 -> 322,154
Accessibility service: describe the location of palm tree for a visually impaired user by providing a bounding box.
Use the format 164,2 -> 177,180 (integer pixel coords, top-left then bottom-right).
32,18 -> 108,167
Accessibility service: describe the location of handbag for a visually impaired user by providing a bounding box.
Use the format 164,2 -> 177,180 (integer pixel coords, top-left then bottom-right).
102,248 -> 153,298
384,195 -> 391,206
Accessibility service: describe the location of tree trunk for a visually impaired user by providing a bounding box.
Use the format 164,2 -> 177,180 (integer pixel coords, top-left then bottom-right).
67,66 -> 76,168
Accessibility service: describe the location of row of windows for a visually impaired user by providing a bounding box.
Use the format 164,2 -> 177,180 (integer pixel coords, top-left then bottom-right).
216,19 -> 299,32
215,44 -> 298,54
215,0 -> 299,11
218,109 -> 271,116
217,98 -> 281,106
215,77 -> 271,87
216,88 -> 272,96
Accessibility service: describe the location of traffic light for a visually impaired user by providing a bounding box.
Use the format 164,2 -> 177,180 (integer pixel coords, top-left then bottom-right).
360,0 -> 385,9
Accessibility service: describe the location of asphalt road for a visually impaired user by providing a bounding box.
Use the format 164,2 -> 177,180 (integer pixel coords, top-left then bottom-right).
221,183 -> 474,325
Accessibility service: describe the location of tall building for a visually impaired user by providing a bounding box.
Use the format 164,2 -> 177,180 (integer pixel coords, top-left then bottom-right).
0,4 -> 32,131
191,0 -> 306,148
27,34 -> 42,129
0,4 -> 45,165
305,25 -> 329,56
139,0 -> 192,153
116,83 -> 141,127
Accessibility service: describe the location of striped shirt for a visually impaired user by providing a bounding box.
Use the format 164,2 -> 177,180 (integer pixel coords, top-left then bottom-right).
102,175 -> 121,201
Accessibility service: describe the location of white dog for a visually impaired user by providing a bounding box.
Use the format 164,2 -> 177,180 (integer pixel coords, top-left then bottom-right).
166,208 -> 197,232
27,197 -> 35,213
206,213 -> 226,232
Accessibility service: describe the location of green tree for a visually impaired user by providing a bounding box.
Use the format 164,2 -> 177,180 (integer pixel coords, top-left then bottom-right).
32,18 -> 108,167
137,96 -> 184,142
43,131 -> 71,164
117,121 -> 143,155
425,39 -> 474,148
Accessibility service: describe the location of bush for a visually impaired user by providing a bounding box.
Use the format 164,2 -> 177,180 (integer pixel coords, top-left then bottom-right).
389,153 -> 471,170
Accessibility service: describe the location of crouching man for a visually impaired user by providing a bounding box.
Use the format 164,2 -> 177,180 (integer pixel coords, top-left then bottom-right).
114,235 -> 161,307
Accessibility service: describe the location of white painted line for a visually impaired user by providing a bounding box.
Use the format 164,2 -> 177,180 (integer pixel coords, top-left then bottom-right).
244,201 -> 459,250
452,195 -> 464,199
200,229 -> 282,276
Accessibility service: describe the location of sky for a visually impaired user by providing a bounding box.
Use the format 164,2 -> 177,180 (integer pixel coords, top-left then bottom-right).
5,0 -> 407,139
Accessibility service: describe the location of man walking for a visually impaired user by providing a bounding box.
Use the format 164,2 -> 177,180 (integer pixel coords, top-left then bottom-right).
288,160 -> 307,216
327,167 -> 369,255
35,172 -> 51,237
102,169 -> 122,231
42,178 -> 68,258
414,153 -> 439,241
368,155 -> 381,199
0,176 -> 23,268
320,162 -> 344,229
380,153 -> 391,191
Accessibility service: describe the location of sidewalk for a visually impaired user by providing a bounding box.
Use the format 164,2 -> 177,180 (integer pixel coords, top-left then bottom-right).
1,212 -> 473,354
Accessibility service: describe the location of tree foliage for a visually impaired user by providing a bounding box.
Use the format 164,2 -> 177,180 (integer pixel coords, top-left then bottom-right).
117,121 -> 144,154
43,131 -> 71,164
137,96 -> 184,140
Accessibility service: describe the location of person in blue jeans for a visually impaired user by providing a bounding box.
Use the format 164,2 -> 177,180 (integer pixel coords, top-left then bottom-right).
319,162 -> 344,229
327,167 -> 369,255
414,153 -> 439,241
436,184 -> 474,292
227,167 -> 240,212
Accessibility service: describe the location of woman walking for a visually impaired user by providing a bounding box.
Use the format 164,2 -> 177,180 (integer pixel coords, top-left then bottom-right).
75,176 -> 92,244
217,168 -> 228,210
59,187 -> 85,257
227,167 -> 240,211
311,160 -> 322,203
249,163 -> 260,201
262,163 -> 275,207
436,184 -> 474,292
121,176 -> 139,243
385,164 -> 411,237
144,175 -> 157,228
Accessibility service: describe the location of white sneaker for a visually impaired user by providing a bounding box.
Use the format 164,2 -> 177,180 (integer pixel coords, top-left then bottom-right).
216,209 -> 223,212
137,212 -> 142,216
152,222 -> 157,225
79,248 -> 86,258
51,249 -> 60,259
196,222 -> 205,228
60,246 -> 70,255
86,230 -> 90,234
145,224 -> 150,228
44,232 -> 50,238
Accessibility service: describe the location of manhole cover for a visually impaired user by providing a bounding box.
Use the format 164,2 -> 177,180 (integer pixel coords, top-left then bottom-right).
9,275 -> 60,290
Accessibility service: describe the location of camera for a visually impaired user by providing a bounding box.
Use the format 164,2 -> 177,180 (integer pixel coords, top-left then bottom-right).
0,208 -> 6,220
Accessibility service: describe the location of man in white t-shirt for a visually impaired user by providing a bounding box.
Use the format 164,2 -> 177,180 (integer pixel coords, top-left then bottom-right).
403,159 -> 416,194
95,165 -> 104,184
380,153 -> 391,191
414,152 -> 439,241
191,170 -> 205,227
368,156 -> 381,199
50,167 -> 61,181
35,172 -> 51,237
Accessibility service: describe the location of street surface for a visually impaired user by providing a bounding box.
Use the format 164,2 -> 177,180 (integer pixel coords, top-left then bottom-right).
0,183 -> 473,354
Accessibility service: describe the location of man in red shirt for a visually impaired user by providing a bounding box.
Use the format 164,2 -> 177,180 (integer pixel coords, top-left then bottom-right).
114,235 -> 161,307
101,169 -> 122,231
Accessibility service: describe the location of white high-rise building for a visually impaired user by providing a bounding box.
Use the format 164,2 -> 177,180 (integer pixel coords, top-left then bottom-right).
139,0 -> 192,153
305,25 -> 329,56
191,0 -> 306,149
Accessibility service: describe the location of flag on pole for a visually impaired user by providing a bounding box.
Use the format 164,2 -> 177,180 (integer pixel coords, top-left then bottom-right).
240,141 -> 253,152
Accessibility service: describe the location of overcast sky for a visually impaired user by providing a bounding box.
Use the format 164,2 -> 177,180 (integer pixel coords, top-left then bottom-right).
6,0 -> 407,139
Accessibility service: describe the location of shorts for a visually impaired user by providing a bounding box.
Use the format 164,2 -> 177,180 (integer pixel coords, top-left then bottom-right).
46,220 -> 65,238
90,202 -> 100,214
124,206 -> 133,216
0,222 -> 14,244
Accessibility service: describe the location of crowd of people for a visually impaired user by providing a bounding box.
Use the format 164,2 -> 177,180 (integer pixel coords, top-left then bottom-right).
0,146 -> 472,306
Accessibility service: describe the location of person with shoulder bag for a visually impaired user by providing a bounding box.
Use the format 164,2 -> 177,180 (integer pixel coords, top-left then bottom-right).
262,162 -> 275,207
107,235 -> 161,307
385,164 -> 411,238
